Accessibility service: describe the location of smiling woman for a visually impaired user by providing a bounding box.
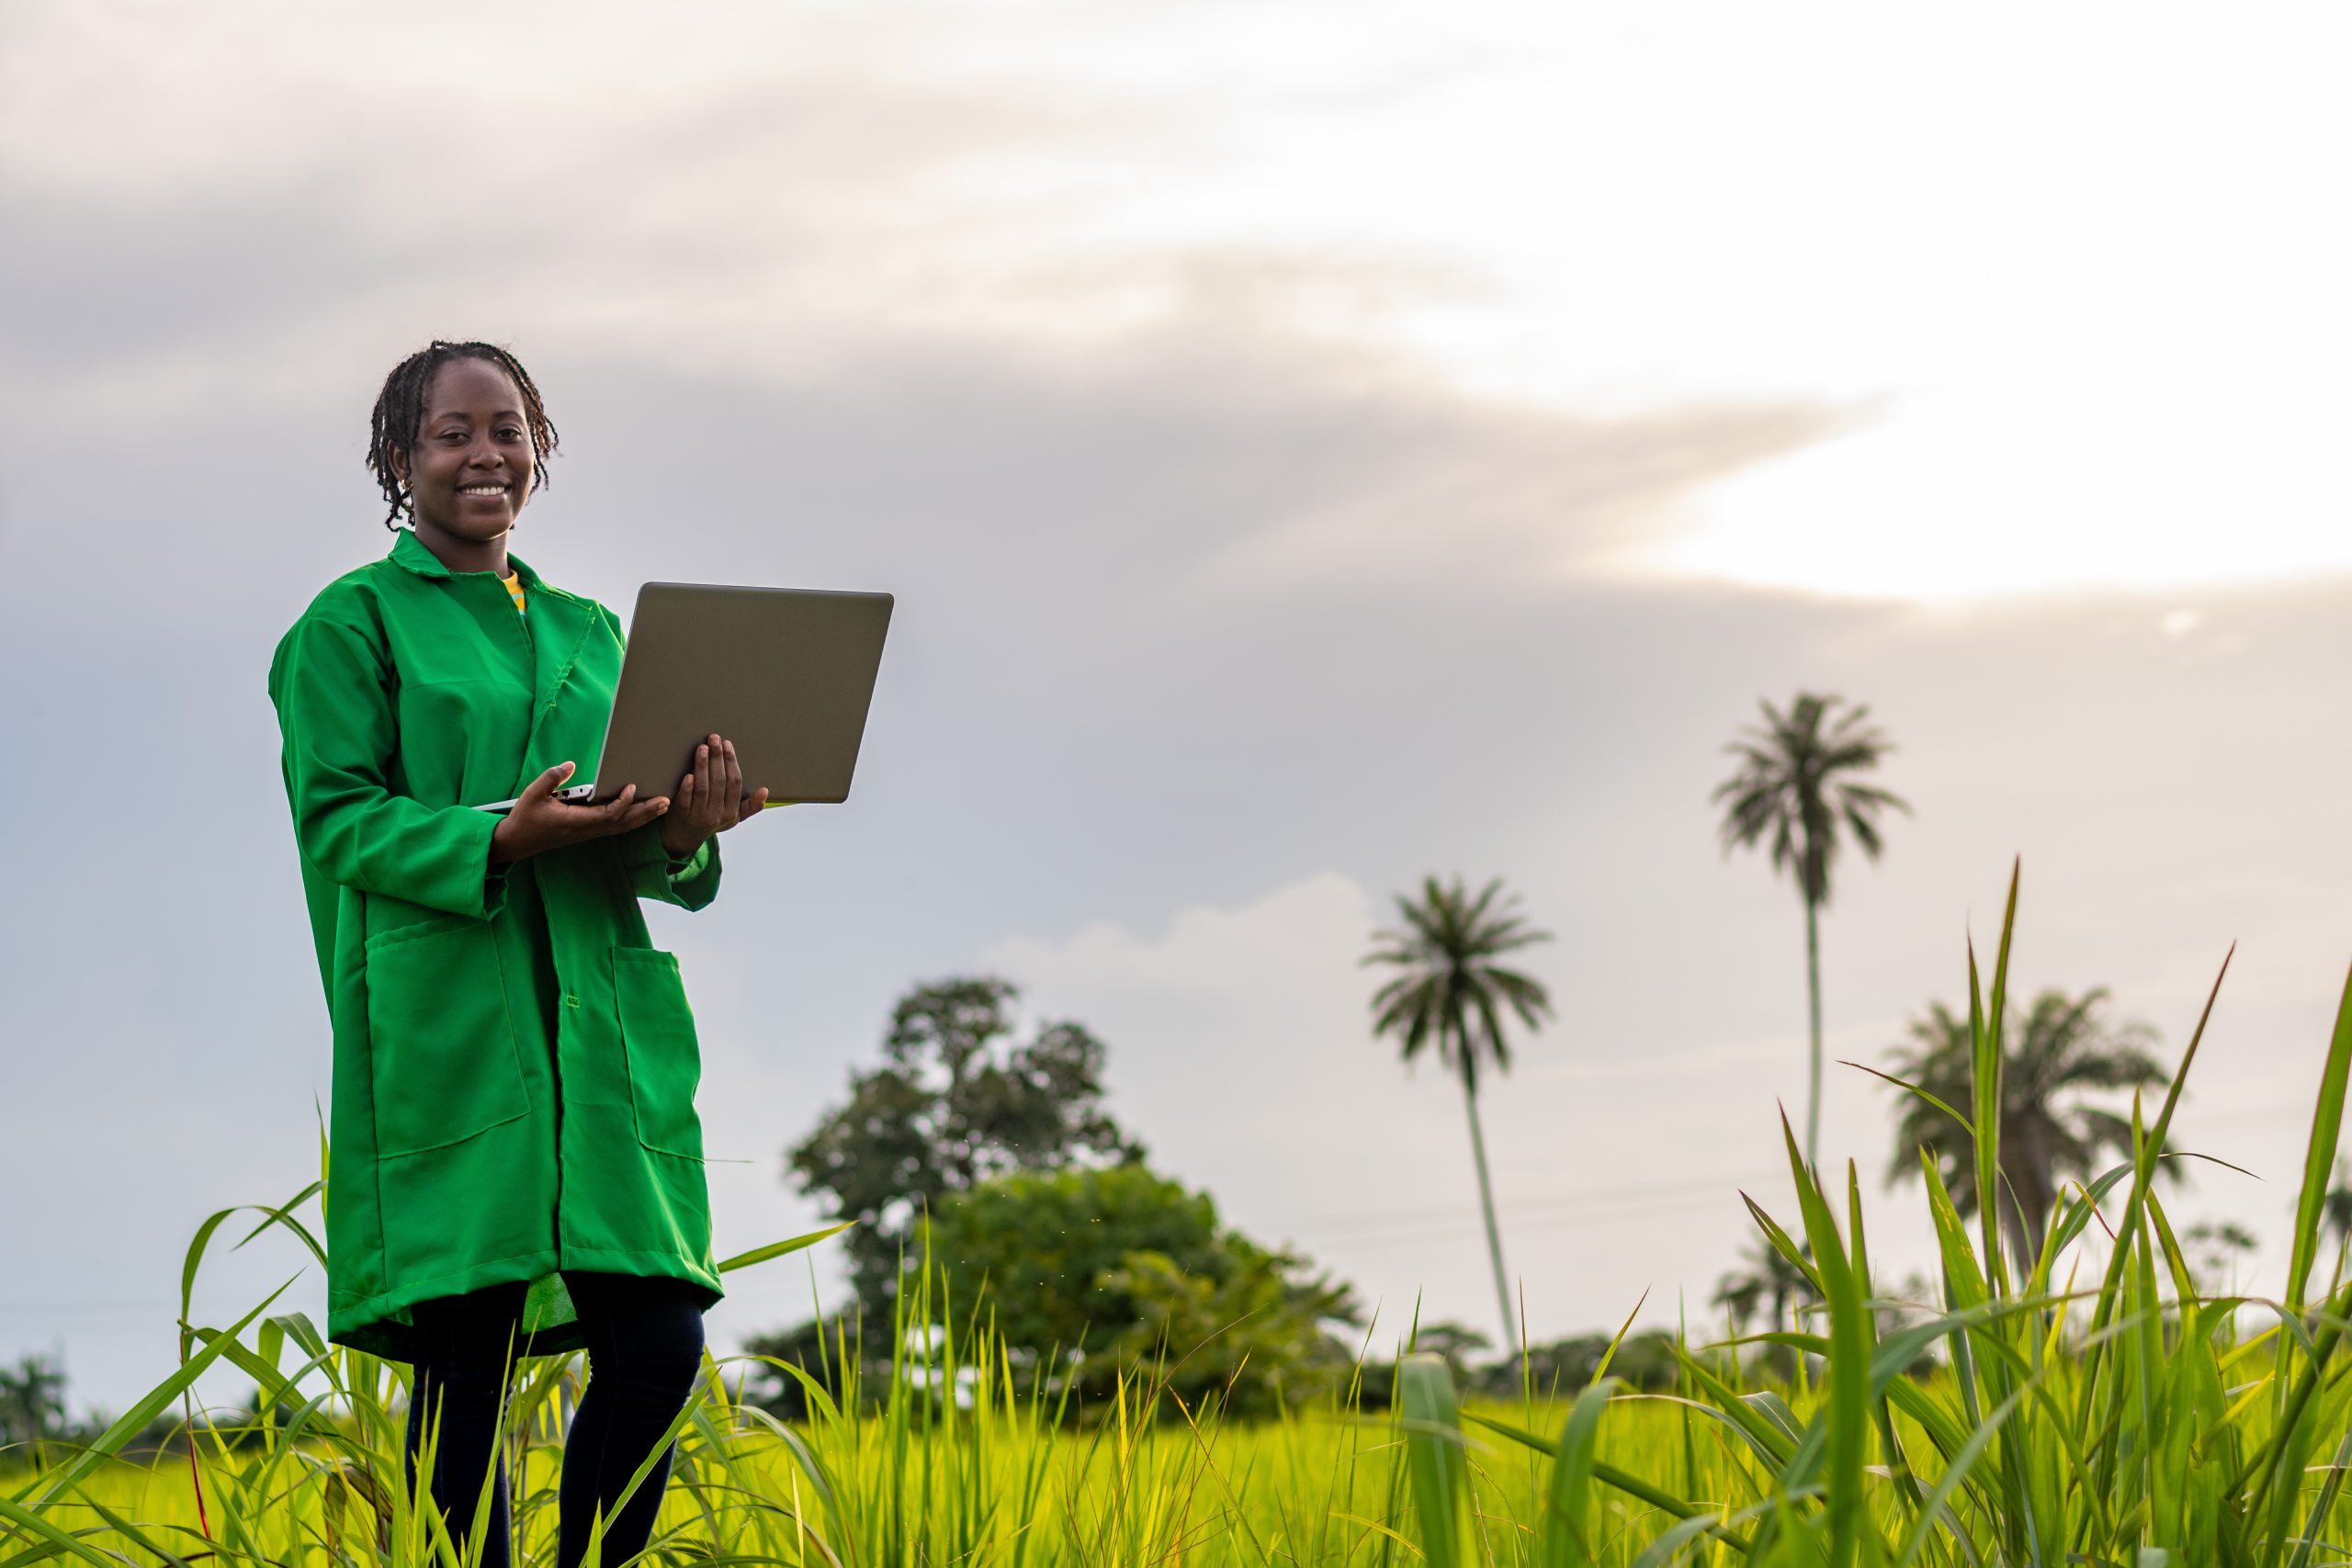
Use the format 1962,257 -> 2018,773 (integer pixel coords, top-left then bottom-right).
367,342 -> 559,545
267,340 -> 772,1568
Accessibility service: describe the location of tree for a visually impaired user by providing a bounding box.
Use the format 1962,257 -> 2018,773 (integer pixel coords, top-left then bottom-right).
739,1312 -> 870,1422
1710,1235 -> 1832,1382
1397,1322 -> 1492,1391
2181,1220 -> 2258,1296
1712,1234 -> 1817,1337
922,1164 -> 1360,1415
786,976 -> 1144,1310
1363,875 -> 1554,1355
1885,988 -> 2171,1270
2324,1159 -> 2352,1267
1479,1333 -> 1607,1400
0,1354 -> 65,1451
1493,1331 -> 1680,1395
1714,692 -> 1908,1169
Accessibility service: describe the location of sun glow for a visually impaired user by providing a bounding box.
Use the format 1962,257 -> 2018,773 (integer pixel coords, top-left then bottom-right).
1630,384 -> 2352,604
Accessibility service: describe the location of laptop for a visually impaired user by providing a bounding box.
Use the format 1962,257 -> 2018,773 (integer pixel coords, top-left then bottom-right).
475,581 -> 894,813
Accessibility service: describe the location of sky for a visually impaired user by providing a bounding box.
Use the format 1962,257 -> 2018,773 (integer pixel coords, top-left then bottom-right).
7,0 -> 2352,1416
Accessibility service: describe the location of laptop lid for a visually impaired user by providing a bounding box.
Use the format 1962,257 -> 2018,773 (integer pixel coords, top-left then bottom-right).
584,581 -> 894,807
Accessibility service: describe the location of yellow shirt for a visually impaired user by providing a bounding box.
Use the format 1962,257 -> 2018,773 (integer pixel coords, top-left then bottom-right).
501,570 -> 526,616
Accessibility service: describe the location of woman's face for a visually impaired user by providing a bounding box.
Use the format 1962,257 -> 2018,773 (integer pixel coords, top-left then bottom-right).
390,357 -> 537,554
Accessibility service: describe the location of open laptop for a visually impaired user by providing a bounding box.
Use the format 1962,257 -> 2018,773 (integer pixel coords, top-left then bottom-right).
475,581 -> 893,813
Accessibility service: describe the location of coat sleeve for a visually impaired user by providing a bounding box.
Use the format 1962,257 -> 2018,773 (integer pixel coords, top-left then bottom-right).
614,821 -> 722,911
269,611 -> 508,919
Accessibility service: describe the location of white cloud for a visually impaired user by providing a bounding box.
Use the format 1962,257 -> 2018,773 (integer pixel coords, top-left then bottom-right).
20,0 -> 2352,605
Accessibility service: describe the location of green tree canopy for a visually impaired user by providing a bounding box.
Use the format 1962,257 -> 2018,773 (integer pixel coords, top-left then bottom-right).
922,1164 -> 1361,1414
787,976 -> 1144,1308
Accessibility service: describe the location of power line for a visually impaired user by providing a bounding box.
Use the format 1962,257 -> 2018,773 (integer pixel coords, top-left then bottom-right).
1309,1185 -> 1777,1252
1267,1170 -> 1770,1232
1270,1170 -> 1778,1259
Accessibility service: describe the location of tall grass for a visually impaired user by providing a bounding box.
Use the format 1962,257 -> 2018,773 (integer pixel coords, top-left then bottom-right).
8,863 -> 2352,1564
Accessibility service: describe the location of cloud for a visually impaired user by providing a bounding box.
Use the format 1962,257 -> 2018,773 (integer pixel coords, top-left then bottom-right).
0,1 -> 1375,407
986,871 -> 1383,1177
1,0 -> 1855,623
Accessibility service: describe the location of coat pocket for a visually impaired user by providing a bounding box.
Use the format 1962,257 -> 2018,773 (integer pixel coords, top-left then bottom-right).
611,946 -> 705,1160
364,914 -> 530,1157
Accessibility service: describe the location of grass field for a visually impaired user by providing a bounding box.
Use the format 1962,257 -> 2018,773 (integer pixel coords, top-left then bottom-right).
10,868 -> 2352,1565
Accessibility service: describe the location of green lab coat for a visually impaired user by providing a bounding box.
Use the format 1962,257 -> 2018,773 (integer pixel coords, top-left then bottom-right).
269,529 -> 723,1359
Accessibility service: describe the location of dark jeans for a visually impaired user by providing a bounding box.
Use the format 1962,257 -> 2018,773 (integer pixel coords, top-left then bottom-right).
402,1272 -> 706,1568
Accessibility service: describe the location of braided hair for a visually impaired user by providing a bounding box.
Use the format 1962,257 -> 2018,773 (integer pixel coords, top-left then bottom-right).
365,340 -> 560,530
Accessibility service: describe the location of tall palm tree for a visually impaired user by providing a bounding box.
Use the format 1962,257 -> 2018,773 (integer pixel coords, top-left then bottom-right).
1364,874 -> 1554,1354
1714,693 -> 1908,1169
1885,988 -> 2170,1270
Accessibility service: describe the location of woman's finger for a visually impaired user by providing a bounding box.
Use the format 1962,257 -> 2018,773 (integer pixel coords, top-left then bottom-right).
525,761 -> 574,803
694,740 -> 714,823
720,739 -> 742,827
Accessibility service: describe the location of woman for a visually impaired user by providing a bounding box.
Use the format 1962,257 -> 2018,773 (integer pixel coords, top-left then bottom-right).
269,340 -> 767,1567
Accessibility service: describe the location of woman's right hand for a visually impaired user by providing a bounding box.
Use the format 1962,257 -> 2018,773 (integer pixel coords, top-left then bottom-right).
489,761 -> 670,865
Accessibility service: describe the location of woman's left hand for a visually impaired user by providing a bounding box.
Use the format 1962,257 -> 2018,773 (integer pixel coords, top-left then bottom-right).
657,734 -> 771,858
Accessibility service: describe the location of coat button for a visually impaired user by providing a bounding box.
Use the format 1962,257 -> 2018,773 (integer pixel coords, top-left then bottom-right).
564,993 -> 582,1009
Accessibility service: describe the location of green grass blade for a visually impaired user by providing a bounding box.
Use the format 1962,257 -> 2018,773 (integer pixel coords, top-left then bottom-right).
1892,1386 -> 2029,1568
1781,1113 -> 1872,1568
2287,958 -> 2352,1315
716,1221 -> 855,1274
0,1493 -> 122,1568
1398,1354 -> 1467,1568
1539,1378 -> 1618,1568
10,1278 -> 294,1515
1464,1412 -> 1753,1550
1973,862 -> 2019,1296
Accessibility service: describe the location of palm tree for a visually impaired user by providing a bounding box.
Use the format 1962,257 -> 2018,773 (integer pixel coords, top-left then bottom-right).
0,1354 -> 65,1450
1712,1234 -> 1816,1337
2324,1159 -> 2352,1278
2181,1220 -> 2259,1296
1884,988 -> 2170,1270
1714,693 -> 1908,1169
1364,874 -> 1554,1354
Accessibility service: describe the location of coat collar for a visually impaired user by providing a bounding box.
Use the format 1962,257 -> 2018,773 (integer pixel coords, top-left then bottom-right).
386,527 -> 574,600
386,529 -> 599,782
